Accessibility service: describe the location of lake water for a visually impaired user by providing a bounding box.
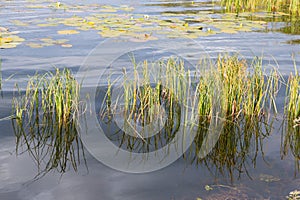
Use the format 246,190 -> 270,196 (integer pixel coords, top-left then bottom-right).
0,0 -> 299,199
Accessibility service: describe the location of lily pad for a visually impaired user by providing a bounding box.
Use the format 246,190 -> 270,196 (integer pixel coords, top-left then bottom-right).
37,23 -> 59,27
0,27 -> 9,32
3,2 -> 271,46
0,43 -> 17,49
0,30 -> 25,49
57,30 -> 80,35
26,42 -> 44,48
25,37 -> 70,49
61,44 -> 72,48
10,20 -> 29,26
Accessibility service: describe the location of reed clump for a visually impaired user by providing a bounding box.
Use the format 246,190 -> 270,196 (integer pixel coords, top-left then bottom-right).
10,53 -> 297,178
189,54 -> 280,181
12,68 -> 85,177
285,68 -> 300,128
282,65 -> 300,172
220,0 -> 300,15
101,53 -> 280,168
101,57 -> 188,152
195,54 -> 279,124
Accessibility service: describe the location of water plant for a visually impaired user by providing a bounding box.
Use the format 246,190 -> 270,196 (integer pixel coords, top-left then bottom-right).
0,27 -> 25,49
220,0 -> 300,15
99,57 -> 191,152
12,68 -> 86,177
99,53 -> 280,180
187,54 -> 280,181
285,65 -> 300,127
282,63 -> 300,173
9,53 -> 297,181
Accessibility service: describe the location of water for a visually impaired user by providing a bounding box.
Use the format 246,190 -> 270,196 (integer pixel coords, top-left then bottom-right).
0,0 -> 299,199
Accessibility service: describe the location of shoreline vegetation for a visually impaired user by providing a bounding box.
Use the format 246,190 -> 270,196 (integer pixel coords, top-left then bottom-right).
9,53 -> 299,178
220,0 -> 300,15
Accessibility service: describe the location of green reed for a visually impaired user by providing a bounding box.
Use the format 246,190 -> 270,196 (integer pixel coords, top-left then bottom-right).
194,54 -> 279,124
220,0 -> 300,15
282,63 -> 299,173
12,68 -> 86,177
9,53 -> 296,178
100,53 -> 281,179
185,53 -> 280,181
285,66 -> 300,126
101,57 -> 190,152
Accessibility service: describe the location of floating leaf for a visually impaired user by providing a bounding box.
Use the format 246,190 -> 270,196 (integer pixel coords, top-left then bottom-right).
0,27 -> 9,32
221,29 -> 238,34
205,185 -> 213,191
61,44 -> 72,48
0,43 -> 17,49
0,30 -> 24,49
57,30 -> 80,35
55,39 -> 69,44
40,38 -> 56,44
119,5 -> 134,12
0,37 -> 13,43
37,23 -> 58,27
98,30 -> 121,38
26,42 -> 44,48
100,5 -> 117,12
26,4 -> 45,9
10,20 -> 29,26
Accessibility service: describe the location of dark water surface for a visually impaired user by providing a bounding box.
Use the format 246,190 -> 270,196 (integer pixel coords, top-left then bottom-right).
0,0 -> 299,199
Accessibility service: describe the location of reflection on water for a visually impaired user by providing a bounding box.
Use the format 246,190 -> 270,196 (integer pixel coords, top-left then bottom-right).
7,86 -> 299,199
3,52 -> 298,199
0,0 -> 299,199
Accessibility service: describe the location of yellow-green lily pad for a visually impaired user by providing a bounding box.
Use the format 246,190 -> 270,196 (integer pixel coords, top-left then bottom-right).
0,31 -> 25,49
37,23 -> 59,27
26,42 -> 44,48
10,20 -> 29,26
0,27 -> 9,32
61,44 -> 72,48
0,43 -> 17,49
57,29 -> 80,35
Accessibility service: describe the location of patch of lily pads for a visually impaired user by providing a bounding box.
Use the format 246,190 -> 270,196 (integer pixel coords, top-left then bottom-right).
5,2 -> 271,49
0,27 -> 24,49
25,38 -> 72,48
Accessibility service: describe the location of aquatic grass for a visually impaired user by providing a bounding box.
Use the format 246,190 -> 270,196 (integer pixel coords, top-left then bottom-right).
100,56 -> 191,152
8,53 -> 292,179
285,66 -> 300,126
99,53 -> 281,179
185,53 -> 280,181
220,0 -> 300,15
12,68 -> 86,177
282,63 -> 300,173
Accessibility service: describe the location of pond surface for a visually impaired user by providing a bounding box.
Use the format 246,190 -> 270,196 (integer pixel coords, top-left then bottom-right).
0,0 -> 300,199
